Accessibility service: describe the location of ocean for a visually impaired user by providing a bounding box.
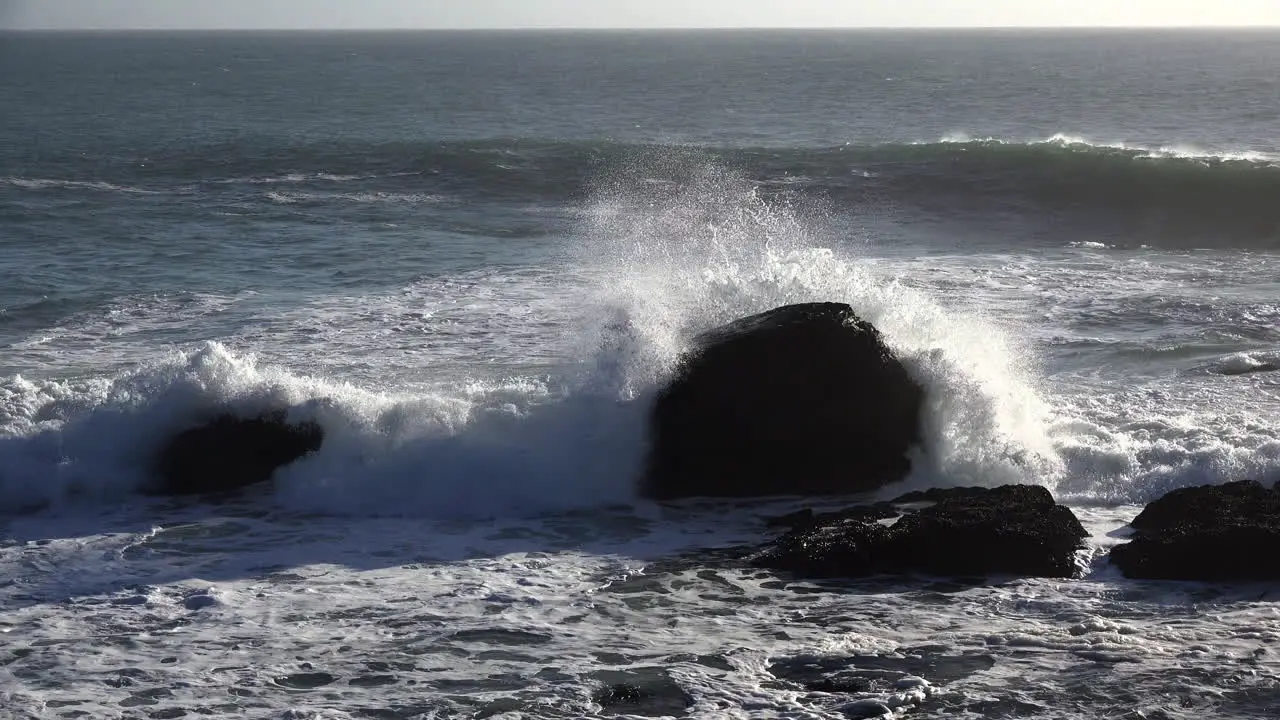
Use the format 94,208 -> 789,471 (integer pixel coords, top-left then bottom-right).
2,29 -> 1279,718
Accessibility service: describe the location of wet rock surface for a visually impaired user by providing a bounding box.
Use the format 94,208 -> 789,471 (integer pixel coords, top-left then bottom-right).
1110,480 -> 1280,581
751,484 -> 1088,579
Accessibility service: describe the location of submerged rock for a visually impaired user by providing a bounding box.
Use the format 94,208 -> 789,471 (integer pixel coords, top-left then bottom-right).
1110,480 -> 1280,581
149,410 -> 323,495
750,485 -> 1087,579
642,302 -> 925,500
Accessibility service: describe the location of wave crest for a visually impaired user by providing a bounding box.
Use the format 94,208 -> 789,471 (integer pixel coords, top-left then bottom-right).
9,134 -> 1279,247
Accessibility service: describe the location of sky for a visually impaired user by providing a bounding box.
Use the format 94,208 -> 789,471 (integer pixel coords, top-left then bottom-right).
3,0 -> 1280,30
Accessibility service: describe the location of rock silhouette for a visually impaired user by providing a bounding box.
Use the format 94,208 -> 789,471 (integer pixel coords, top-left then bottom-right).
751,484 -> 1088,579
642,302 -> 924,500
149,411 -> 323,495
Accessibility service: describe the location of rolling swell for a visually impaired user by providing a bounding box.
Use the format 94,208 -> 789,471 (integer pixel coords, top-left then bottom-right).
860,139 -> 1280,247
8,137 -> 1280,247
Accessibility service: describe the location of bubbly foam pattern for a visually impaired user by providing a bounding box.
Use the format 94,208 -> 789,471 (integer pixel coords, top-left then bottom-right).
2,503 -> 1278,718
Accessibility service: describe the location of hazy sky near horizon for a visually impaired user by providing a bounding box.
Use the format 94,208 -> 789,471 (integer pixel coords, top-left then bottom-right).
4,0 -> 1280,30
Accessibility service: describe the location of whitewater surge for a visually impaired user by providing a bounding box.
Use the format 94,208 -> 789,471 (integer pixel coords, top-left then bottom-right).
4,151 -> 1280,518
0,344 -> 647,517
1,154 -> 1049,515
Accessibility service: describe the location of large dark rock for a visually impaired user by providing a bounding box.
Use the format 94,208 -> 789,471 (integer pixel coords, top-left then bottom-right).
642,302 -> 924,500
750,485 -> 1088,579
1110,480 -> 1280,581
149,410 -> 323,495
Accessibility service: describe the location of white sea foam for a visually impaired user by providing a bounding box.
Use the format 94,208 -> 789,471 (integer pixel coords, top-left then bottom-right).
224,172 -> 384,184
1212,350 -> 1280,376
0,343 -> 644,517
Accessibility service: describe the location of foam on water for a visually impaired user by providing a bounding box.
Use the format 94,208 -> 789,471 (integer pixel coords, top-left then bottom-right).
3,153 -> 1280,519
572,153 -> 1062,491
0,344 -> 644,518
3,498 -> 1278,719
937,132 -> 1280,164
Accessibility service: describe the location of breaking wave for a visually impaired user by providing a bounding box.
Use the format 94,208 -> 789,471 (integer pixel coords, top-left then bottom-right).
2,153 -> 1277,517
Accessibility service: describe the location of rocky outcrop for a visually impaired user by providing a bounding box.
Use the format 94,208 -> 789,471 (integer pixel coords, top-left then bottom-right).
1110,480 -> 1280,581
641,302 -> 925,500
750,485 -> 1088,579
149,411 -> 323,495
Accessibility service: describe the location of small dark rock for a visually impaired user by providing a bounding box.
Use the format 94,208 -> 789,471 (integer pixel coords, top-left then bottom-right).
598,684 -> 646,704
149,410 -> 323,495
751,485 -> 1087,579
643,302 -> 924,500
475,698 -> 526,719
119,688 -> 172,707
1111,480 -> 1280,581
272,672 -> 336,690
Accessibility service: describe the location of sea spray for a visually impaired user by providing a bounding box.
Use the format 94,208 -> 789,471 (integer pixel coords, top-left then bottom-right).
573,151 -> 1063,494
